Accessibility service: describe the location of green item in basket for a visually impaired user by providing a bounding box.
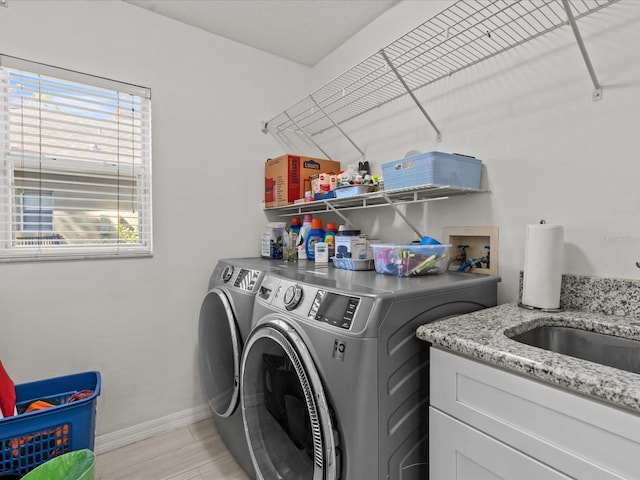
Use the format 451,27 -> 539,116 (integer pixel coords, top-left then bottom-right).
21,449 -> 95,480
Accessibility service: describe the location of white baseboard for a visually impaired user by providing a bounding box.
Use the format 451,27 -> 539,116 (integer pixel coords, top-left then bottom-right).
94,404 -> 212,454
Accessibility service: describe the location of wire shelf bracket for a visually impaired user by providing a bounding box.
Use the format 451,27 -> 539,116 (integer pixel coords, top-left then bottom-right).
380,49 -> 442,142
285,111 -> 334,161
562,0 -> 603,101
381,192 -> 426,239
321,200 -> 355,228
309,96 -> 365,158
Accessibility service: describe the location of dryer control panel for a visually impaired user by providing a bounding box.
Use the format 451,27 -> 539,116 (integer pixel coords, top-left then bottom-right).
211,262 -> 264,293
260,276 -> 365,331
309,290 -> 359,330
234,268 -> 261,292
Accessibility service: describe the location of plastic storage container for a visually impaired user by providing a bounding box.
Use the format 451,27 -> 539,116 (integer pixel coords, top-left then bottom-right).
334,185 -> 376,198
332,257 -> 375,271
372,243 -> 450,276
381,152 -> 481,190
0,372 -> 101,477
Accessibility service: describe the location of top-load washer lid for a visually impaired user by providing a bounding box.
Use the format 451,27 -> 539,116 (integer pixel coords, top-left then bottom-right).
241,318 -> 339,480
198,288 -> 241,418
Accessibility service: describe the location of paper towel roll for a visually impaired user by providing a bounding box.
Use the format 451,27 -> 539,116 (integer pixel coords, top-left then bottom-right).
522,224 -> 564,310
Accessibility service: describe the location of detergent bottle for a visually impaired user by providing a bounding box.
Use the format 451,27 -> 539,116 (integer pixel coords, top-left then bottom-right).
305,218 -> 325,261
297,214 -> 313,260
290,217 -> 302,237
323,222 -> 338,260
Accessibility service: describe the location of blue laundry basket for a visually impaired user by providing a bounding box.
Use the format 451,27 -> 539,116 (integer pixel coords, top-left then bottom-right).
0,371 -> 101,477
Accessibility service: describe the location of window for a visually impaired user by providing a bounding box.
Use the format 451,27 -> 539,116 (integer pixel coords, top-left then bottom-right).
0,55 -> 152,261
21,190 -> 54,232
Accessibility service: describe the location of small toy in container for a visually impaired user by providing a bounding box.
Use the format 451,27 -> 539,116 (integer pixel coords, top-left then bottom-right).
372,243 -> 450,276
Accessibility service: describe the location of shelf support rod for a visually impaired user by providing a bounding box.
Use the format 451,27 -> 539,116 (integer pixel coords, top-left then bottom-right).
561,0 -> 603,101
309,96 -> 365,159
284,112 -> 334,160
321,200 -> 355,228
381,193 -> 424,240
380,49 -> 442,142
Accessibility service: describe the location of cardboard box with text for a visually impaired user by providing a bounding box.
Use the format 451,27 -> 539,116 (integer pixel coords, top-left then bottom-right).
265,154 -> 341,207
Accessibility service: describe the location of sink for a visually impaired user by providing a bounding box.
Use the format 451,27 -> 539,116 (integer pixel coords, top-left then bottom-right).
509,325 -> 640,375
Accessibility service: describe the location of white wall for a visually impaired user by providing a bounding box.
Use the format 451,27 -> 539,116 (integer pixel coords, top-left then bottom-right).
302,0 -> 640,303
0,0 -> 309,439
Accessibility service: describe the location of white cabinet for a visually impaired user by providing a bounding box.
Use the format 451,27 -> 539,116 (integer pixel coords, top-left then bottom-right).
430,348 -> 640,480
430,408 -> 571,480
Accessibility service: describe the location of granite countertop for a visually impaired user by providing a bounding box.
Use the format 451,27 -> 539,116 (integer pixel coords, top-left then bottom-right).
416,302 -> 640,413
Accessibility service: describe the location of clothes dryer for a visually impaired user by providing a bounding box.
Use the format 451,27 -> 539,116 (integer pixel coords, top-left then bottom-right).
199,257 -> 281,478
240,266 -> 499,480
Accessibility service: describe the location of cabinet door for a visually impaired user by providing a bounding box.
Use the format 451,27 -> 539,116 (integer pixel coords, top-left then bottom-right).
430,348 -> 640,479
430,408 -> 572,480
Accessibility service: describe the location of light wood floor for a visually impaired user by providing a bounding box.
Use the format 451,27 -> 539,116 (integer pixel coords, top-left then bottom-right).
95,417 -> 250,480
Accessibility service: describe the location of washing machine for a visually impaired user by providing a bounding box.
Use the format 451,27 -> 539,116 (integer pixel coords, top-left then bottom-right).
240,266 -> 499,480
199,257 -> 284,478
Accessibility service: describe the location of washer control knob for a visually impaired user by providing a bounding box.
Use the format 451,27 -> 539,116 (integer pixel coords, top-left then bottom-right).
221,265 -> 234,283
283,284 -> 303,311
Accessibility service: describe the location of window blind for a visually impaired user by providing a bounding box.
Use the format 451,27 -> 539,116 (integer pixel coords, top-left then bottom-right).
0,55 -> 152,261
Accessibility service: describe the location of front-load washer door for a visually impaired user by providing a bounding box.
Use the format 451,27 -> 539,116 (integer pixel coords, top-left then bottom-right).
198,288 -> 241,418
241,318 -> 339,480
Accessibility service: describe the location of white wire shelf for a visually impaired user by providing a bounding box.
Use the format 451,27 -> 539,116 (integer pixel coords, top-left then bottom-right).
265,184 -> 487,217
263,0 -> 618,142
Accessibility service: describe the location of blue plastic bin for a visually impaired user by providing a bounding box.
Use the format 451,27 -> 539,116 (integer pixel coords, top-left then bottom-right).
0,371 -> 101,477
381,151 -> 482,190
